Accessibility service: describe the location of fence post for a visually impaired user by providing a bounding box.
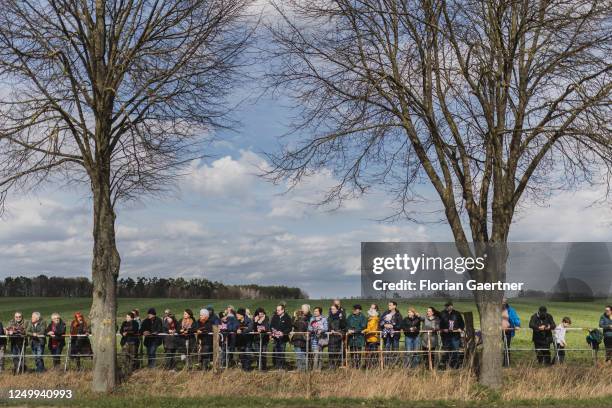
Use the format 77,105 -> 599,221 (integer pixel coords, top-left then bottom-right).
427,331 -> 433,370
212,325 -> 220,372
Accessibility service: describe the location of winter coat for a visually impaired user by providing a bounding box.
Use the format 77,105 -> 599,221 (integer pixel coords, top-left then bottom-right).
599,313 -> 612,338
252,315 -> 270,346
379,310 -> 402,339
420,315 -> 440,349
70,321 -> 92,355
270,312 -> 292,342
505,304 -> 521,338
439,310 -> 465,338
308,316 -> 328,349
120,320 -> 140,346
401,315 -> 421,338
346,312 -> 367,348
27,320 -> 47,347
196,318 -> 214,349
327,311 -> 346,346
291,316 -> 309,349
46,320 -> 67,350
162,316 -> 178,350
235,317 -> 253,349
529,312 -> 556,345
6,319 -> 26,347
141,316 -> 163,347
364,316 -> 380,344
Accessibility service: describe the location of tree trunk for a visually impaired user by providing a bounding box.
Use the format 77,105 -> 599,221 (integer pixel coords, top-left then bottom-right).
474,244 -> 507,390
90,174 -> 120,393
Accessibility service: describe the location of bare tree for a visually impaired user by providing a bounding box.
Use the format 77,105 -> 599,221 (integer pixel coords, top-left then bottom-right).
0,0 -> 253,391
266,0 -> 611,388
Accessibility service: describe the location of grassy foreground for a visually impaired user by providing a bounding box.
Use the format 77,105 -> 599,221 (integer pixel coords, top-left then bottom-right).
0,365 -> 611,407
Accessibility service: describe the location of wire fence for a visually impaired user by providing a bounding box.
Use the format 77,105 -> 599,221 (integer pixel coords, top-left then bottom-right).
1,326 -> 609,374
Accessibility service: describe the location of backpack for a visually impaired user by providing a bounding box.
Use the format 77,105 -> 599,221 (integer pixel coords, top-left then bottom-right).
586,329 -> 603,350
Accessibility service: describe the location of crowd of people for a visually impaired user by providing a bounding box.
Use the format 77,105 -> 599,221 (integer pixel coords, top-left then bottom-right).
0,301 -> 610,374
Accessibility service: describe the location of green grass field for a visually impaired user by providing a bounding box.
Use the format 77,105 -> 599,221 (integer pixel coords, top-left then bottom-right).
0,296 -> 608,360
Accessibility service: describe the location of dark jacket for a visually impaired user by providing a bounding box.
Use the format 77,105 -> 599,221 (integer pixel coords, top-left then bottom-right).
70,321 -> 92,355
401,315 -> 422,338
327,311 -> 346,345
46,319 -> 67,349
0,322 -> 5,347
141,316 -> 163,347
529,312 -> 556,344
162,315 -> 178,350
346,312 -> 367,348
292,316 -> 309,349
270,312 -> 292,342
6,319 -> 26,347
235,316 -> 254,349
439,310 -> 465,338
252,315 -> 270,346
120,320 -> 140,346
379,310 -> 402,339
599,313 -> 612,337
196,318 -> 214,348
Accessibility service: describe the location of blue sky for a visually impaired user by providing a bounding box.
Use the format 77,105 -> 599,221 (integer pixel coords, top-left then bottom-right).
1,87 -> 612,298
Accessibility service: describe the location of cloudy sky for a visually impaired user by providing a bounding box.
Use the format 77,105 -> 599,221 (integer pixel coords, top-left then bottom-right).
2,85 -> 611,298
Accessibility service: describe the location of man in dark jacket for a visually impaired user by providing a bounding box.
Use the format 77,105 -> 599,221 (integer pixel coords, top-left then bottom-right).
346,304 -> 367,368
270,304 -> 292,369
196,308 -> 214,370
27,312 -> 47,372
235,308 -> 254,371
46,313 -> 67,369
379,301 -> 402,366
529,306 -> 556,364
141,308 -> 163,368
120,312 -> 140,372
439,302 -> 465,369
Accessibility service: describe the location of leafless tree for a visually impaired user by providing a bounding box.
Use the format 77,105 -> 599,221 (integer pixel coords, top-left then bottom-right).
265,0 -> 612,388
0,0 -> 254,391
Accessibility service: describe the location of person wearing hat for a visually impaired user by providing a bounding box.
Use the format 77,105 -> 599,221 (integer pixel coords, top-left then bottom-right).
141,308 -> 163,368
346,304 -> 367,368
439,301 -> 465,369
235,308 -> 254,371
528,306 -> 556,364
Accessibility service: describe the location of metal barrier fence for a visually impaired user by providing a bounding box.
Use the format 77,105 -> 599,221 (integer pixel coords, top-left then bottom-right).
0,326 -> 608,373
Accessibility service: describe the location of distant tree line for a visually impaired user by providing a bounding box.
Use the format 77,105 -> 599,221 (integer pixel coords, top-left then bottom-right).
0,275 -> 307,299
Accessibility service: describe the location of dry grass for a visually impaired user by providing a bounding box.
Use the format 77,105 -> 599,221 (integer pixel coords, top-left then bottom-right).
0,364 -> 611,403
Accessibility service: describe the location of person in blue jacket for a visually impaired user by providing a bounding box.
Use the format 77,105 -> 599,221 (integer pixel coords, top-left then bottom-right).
600,305 -> 612,362
502,297 -> 521,366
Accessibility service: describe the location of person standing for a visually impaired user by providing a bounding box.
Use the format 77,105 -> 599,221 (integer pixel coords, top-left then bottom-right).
599,305 -> 612,362
554,317 -> 571,364
0,319 -> 5,373
270,304 -> 292,369
327,304 -> 347,369
346,304 -> 367,368
69,312 -> 92,370
252,307 -> 270,370
529,306 -> 556,365
120,312 -> 140,373
162,309 -> 178,370
26,312 -> 46,372
502,298 -> 520,366
235,308 -> 254,371
46,313 -> 66,369
292,310 -> 309,371
140,308 -> 163,368
6,312 -> 27,373
420,307 -> 440,369
379,301 -> 402,366
308,307 -> 328,370
401,308 -> 421,368
439,302 -> 465,369
196,309 -> 214,370
363,305 -> 380,369
178,309 -> 197,369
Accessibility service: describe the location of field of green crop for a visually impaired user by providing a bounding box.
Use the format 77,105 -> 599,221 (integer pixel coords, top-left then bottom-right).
0,296 -> 608,361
